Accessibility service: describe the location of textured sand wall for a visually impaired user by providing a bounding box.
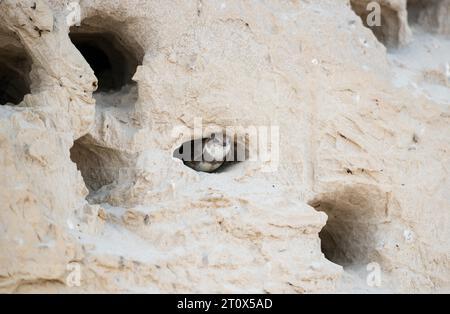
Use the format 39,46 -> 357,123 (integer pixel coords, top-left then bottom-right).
0,0 -> 448,293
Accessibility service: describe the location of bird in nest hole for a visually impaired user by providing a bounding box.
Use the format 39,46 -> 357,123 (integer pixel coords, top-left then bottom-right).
183,132 -> 232,173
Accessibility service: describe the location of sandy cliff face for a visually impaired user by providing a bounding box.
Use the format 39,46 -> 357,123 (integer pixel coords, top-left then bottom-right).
0,0 -> 448,293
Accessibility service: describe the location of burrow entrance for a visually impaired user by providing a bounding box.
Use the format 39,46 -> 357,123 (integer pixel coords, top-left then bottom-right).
69,16 -> 144,107
0,32 -> 32,106
173,134 -> 248,173
70,135 -> 134,203
69,32 -> 138,92
309,185 -> 385,267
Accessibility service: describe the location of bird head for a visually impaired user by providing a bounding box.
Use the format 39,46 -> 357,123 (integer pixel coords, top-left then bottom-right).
204,132 -> 231,161
210,132 -> 230,147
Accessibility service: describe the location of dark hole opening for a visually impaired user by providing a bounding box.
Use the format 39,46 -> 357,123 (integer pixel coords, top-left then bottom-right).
0,41 -> 32,106
70,135 -> 116,193
309,186 -> 384,268
75,42 -> 113,90
69,31 -> 140,93
70,135 -> 136,204
173,134 -> 248,173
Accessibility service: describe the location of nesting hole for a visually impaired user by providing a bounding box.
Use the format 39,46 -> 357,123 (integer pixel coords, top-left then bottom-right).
70,135 -> 133,203
173,135 -> 248,173
350,0 -> 402,48
69,16 -> 143,107
0,32 -> 32,106
309,186 -> 385,268
69,32 -> 137,92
